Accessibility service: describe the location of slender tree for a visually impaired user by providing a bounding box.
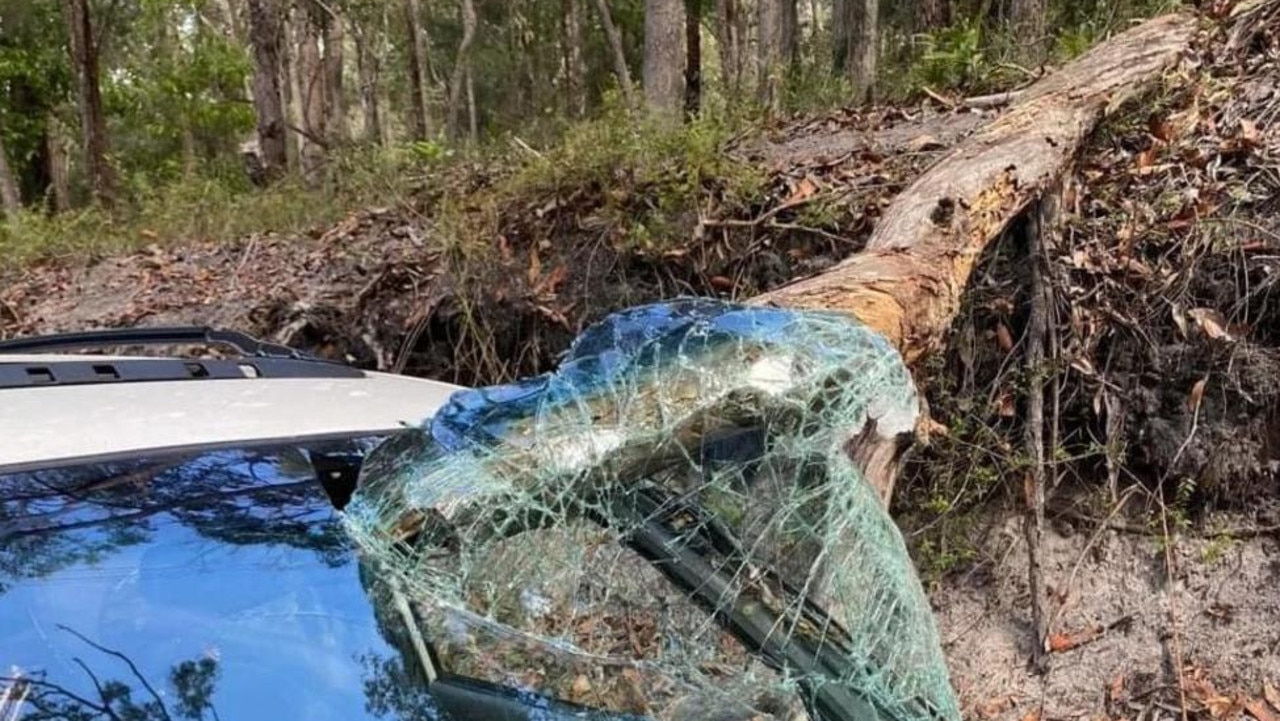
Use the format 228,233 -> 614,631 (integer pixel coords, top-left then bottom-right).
714,0 -> 746,99
563,0 -> 586,117
352,6 -> 385,144
297,0 -> 326,179
832,0 -> 877,104
0,131 -> 21,216
45,114 -> 71,213
323,3 -> 347,144
246,0 -> 289,180
445,0 -> 477,140
404,0 -> 432,139
1009,0 -> 1047,61
758,0 -> 798,110
920,0 -> 950,29
592,0 -> 635,106
64,0 -> 116,205
685,0 -> 702,115
643,0 -> 685,117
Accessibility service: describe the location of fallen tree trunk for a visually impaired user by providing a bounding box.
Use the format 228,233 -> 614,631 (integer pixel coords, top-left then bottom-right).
751,12 -> 1198,501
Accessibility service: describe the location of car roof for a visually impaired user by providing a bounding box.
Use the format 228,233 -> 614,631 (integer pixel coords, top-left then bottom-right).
0,354 -> 464,471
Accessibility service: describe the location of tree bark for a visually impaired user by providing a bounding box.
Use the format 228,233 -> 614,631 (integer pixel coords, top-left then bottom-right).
643,0 -> 685,118
0,131 -> 22,217
714,0 -> 746,99
246,0 -> 289,180
323,3 -> 347,145
353,14 -> 384,144
921,0 -> 951,30
45,114 -> 70,214
1009,0 -> 1047,63
592,0 -> 635,107
753,12 -> 1196,502
831,0 -> 877,104
685,0 -> 702,115
563,0 -> 587,117
446,0 -> 477,141
65,0 -> 116,206
757,0 -> 796,110
404,0 -> 432,140
297,1 -> 327,180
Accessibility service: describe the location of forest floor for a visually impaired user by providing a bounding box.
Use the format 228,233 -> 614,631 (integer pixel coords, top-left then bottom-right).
4,6 -> 1280,720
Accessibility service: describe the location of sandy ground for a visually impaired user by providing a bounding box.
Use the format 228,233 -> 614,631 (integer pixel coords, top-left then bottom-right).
933,501 -> 1280,719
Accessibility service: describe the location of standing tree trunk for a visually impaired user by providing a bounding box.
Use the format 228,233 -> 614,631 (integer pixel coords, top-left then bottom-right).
921,0 -> 950,30
64,0 -> 116,206
247,0 -> 289,180
297,1 -> 326,181
1009,0 -> 1047,62
832,0 -> 877,104
563,0 -> 587,117
323,3 -> 347,145
466,65 -> 478,143
45,114 -> 70,213
592,0 -> 635,106
404,0 -> 432,140
644,0 -> 685,118
353,15 -> 384,144
685,0 -> 702,115
714,0 -> 746,99
0,131 -> 22,217
445,0 -> 477,140
758,0 -> 797,110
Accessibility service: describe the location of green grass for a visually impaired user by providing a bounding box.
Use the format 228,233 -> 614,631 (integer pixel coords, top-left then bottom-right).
0,144 -> 430,269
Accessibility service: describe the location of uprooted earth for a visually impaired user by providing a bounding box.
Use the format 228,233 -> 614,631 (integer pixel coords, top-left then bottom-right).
4,1 -> 1280,719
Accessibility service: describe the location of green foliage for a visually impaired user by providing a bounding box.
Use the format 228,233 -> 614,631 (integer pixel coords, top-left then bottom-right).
0,147 -> 422,267
910,18 -> 989,92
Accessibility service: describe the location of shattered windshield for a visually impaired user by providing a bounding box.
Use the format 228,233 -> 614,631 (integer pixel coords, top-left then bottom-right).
0,436 -> 447,721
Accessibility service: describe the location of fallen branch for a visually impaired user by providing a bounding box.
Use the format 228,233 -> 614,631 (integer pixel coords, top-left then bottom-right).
751,11 -> 1198,502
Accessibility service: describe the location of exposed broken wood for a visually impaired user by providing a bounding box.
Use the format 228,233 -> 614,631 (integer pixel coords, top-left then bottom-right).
749,12 -> 1197,502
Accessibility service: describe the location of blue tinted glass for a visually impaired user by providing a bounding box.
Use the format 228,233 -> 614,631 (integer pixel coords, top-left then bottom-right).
0,439 -> 441,721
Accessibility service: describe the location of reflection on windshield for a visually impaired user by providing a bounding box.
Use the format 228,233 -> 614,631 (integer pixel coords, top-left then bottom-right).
0,436 -> 439,721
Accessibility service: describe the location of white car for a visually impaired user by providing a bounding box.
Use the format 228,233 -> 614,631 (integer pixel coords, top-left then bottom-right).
0,326 -> 936,721
0,328 -> 600,721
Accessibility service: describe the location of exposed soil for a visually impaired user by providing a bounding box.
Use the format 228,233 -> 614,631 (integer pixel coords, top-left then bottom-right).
936,494 -> 1280,719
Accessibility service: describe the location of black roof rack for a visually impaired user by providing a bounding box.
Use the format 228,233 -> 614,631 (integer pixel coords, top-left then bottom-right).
0,326 -> 363,389
0,326 -> 318,360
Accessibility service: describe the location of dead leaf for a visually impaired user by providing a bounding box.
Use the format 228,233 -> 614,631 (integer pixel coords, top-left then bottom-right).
1247,699 -> 1280,721
785,175 -> 820,204
1187,307 -> 1234,341
906,134 -> 945,152
1069,355 -> 1096,377
709,275 -> 735,291
1240,118 -> 1260,145
1048,625 -> 1103,653
973,696 -> 1015,719
1171,302 -> 1188,338
1265,682 -> 1280,712
570,674 -> 593,700
527,248 -> 542,284
533,265 -> 568,296
1018,711 -> 1040,721
1188,378 -> 1207,414
1109,673 -> 1127,702
996,322 -> 1014,353
996,390 -> 1016,418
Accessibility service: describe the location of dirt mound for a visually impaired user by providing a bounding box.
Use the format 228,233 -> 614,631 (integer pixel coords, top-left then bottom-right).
0,106 -> 965,385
